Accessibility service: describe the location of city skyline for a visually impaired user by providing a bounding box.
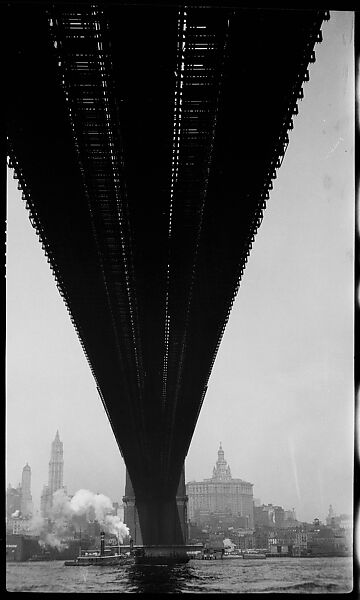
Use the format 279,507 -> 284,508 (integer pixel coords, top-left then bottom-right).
6,435 -> 351,525
6,11 -> 354,524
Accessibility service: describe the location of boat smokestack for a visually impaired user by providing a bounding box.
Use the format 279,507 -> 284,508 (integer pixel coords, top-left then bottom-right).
100,531 -> 105,556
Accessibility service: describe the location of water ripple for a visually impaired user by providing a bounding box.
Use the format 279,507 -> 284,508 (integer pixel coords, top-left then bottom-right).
6,556 -> 353,593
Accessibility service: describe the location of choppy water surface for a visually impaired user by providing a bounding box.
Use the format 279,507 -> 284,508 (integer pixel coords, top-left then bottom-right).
6,556 -> 354,593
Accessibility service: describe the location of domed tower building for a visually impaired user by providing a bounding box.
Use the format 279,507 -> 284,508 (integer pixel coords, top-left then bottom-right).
186,443 -> 254,528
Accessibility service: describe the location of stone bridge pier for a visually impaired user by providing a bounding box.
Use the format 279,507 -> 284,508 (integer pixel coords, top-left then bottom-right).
123,466 -> 189,563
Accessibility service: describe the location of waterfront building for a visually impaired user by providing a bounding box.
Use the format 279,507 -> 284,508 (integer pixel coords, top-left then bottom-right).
186,443 -> 254,528
237,531 -> 254,550
308,526 -> 350,556
254,526 -> 271,549
293,531 -> 310,556
40,431 -> 65,518
325,505 -> 352,533
20,463 -> 33,517
6,533 -> 40,562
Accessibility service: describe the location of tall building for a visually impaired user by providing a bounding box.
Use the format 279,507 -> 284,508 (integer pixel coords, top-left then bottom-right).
41,431 -> 65,518
48,430 -> 64,494
20,463 -> 33,517
6,463 -> 33,522
186,443 -> 254,528
6,483 -> 22,520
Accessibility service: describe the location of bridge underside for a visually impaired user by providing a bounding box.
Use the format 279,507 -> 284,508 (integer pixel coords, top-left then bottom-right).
7,3 -> 327,546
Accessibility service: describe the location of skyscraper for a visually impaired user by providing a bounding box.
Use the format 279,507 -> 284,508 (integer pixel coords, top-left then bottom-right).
41,431 -> 65,518
48,430 -> 64,494
20,463 -> 33,517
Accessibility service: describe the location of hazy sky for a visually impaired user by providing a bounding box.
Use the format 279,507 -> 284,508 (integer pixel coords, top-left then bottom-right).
6,11 -> 354,524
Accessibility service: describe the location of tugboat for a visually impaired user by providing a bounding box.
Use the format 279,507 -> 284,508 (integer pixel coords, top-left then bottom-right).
64,532 -> 132,566
28,550 -> 52,562
222,550 -> 243,559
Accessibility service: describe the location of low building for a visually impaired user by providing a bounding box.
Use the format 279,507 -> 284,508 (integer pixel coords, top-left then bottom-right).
6,514 -> 34,536
254,504 -> 295,528
254,526 -> 270,549
293,531 -> 310,556
309,527 -> 350,556
268,543 -> 290,555
325,505 -> 352,541
237,531 -> 254,550
6,534 -> 40,562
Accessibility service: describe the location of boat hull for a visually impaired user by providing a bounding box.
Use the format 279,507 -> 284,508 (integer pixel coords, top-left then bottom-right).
133,545 -> 190,565
64,556 -> 131,566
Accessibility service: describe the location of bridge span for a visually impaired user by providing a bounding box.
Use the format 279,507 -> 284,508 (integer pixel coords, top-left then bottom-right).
7,3 -> 328,553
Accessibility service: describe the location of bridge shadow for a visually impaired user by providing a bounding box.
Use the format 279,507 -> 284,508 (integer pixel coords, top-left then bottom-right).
124,562 -> 199,593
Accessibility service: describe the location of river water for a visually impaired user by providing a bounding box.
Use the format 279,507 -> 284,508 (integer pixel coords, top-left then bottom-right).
6,556 -> 354,593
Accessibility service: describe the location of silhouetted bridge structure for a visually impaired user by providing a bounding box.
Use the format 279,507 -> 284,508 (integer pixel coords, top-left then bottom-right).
7,2 -> 328,557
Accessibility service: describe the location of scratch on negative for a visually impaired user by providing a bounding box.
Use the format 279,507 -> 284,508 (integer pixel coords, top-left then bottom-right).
324,136 -> 344,159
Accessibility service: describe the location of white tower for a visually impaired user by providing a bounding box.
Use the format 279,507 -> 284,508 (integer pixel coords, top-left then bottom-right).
48,430 -> 64,494
41,431 -> 64,519
20,462 -> 33,517
212,442 -> 232,481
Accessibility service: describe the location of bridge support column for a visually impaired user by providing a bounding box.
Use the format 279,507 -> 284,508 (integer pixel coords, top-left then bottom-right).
123,466 -> 189,563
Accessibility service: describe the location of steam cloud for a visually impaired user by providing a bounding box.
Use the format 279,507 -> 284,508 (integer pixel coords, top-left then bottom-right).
27,512 -> 67,551
27,489 -> 129,550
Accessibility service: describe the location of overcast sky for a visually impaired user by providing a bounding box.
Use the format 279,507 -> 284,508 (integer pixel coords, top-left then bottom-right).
6,11 -> 354,524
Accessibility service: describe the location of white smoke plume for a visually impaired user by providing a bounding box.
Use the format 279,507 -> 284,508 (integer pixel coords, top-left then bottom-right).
39,533 -> 68,552
11,510 -> 20,517
26,511 -> 69,550
103,514 -> 130,542
27,512 -> 46,536
51,489 -> 129,542
24,489 -> 129,550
